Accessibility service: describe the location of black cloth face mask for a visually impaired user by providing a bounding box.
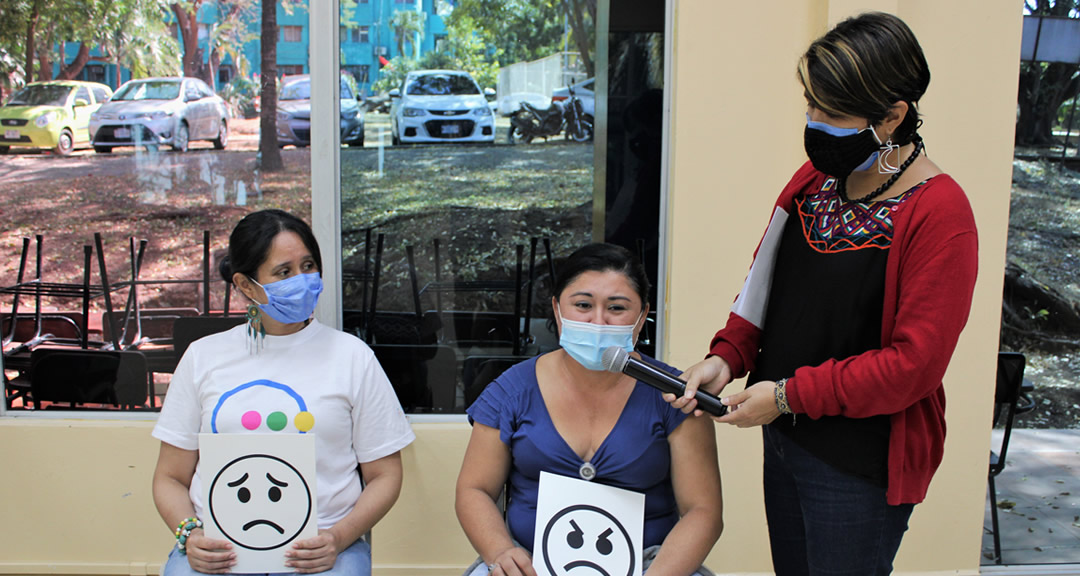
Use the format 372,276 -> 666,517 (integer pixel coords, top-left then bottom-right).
803,119 -> 881,178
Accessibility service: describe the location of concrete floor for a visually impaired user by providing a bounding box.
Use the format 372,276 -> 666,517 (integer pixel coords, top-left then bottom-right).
983,429 -> 1080,568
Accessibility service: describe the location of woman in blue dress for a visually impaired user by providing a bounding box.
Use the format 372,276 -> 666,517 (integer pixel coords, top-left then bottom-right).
456,243 -> 724,576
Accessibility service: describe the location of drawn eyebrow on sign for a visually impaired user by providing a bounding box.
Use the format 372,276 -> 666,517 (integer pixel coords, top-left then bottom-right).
227,473 -> 250,487
267,473 -> 289,487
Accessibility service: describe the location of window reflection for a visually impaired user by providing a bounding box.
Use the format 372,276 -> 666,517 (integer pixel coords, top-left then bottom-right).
1,2 -> 311,413
338,0 -> 665,414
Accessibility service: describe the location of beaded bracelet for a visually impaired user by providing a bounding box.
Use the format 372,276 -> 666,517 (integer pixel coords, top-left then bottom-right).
774,378 -> 792,415
175,517 -> 203,555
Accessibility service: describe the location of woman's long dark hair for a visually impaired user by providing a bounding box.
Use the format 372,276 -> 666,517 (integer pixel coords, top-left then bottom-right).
218,209 -> 322,282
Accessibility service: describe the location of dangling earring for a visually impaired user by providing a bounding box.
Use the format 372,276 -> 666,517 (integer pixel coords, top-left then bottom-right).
247,304 -> 266,354
878,139 -> 901,174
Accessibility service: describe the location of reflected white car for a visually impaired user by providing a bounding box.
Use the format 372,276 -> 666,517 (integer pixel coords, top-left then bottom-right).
89,77 -> 228,153
389,70 -> 495,145
552,78 -> 595,119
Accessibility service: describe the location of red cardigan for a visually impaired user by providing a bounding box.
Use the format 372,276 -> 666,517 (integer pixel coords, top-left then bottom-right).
709,161 -> 979,505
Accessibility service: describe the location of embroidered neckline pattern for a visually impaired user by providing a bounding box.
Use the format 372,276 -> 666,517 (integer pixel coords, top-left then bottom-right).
798,178 -> 927,253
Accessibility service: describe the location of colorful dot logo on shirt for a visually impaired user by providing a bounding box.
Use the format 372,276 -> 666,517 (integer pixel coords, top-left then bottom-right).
236,409 -> 314,432
210,380 -> 314,434
267,411 -> 288,431
241,411 -> 262,431
294,411 -> 315,432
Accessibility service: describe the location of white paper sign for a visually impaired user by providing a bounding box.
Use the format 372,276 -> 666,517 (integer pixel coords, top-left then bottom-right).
532,471 -> 645,576
199,433 -> 319,573
730,206 -> 789,329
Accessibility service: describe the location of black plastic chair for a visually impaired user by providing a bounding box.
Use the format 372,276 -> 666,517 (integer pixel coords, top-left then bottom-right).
988,351 -> 1036,565
371,343 -> 459,413
172,316 -> 246,365
462,354 -> 533,410
29,348 -> 149,409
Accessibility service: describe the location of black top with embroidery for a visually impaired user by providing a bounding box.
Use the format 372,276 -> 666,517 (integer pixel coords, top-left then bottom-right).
749,178 -> 923,487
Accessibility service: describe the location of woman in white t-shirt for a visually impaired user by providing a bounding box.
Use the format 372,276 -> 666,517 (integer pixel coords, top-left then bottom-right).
152,209 -> 415,576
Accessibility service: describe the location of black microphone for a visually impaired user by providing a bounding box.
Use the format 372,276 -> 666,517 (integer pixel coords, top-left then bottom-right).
602,346 -> 728,417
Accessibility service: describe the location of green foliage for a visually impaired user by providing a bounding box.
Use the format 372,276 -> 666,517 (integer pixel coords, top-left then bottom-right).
0,47 -> 24,101
421,13 -> 500,89
102,0 -> 183,80
219,74 -> 258,118
371,56 -> 419,94
390,9 -> 426,60
207,1 -> 257,80
446,0 -> 564,65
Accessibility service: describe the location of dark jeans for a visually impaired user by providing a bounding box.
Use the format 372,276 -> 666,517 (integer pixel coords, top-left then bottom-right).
762,425 -> 914,576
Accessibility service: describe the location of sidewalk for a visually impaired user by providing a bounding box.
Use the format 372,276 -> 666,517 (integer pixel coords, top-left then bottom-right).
983,429 -> 1080,566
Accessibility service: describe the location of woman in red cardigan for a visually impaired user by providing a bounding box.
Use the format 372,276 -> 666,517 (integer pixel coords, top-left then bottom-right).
670,12 -> 978,576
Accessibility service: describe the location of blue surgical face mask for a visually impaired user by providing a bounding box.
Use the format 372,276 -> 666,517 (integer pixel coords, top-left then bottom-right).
251,272 -> 323,324
558,305 -> 643,371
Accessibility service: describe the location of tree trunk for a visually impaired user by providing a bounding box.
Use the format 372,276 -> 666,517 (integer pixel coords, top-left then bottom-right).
1003,262 -> 1080,333
57,44 -> 91,80
37,25 -> 53,81
24,0 -> 41,84
565,0 -> 593,78
1016,61 -> 1080,146
172,2 -> 206,80
259,0 -> 283,172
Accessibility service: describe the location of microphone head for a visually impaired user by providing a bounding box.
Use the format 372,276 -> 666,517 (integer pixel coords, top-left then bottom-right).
601,346 -> 629,373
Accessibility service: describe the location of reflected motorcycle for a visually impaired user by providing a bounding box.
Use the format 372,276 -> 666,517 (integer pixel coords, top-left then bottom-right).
508,86 -> 593,144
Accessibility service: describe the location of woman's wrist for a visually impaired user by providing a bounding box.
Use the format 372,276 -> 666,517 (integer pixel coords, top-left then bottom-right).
174,517 -> 203,554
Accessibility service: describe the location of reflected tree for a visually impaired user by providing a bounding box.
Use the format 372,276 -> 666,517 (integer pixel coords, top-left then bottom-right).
1018,0 -> 1080,145
391,9 -> 426,61
258,0 -> 283,171
91,0 -> 181,87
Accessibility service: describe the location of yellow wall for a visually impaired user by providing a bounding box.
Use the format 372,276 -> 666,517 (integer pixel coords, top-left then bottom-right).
0,1 -> 1020,575
665,0 -> 1020,573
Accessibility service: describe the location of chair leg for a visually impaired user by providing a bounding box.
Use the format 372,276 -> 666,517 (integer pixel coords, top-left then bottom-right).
989,474 -> 1002,565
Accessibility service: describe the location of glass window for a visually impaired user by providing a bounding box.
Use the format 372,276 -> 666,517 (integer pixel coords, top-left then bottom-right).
337,0 -> 664,415
91,86 -> 110,104
2,1 -> 311,414
356,26 -> 369,43
281,26 -> 303,43
6,84 -> 71,107
218,65 -> 233,87
280,64 -> 306,77
85,65 -> 107,84
74,86 -> 91,105
405,72 -> 481,96
113,79 -> 182,101
184,81 -> 202,101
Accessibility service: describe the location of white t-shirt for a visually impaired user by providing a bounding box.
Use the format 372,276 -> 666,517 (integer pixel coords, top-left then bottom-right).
153,319 -> 415,529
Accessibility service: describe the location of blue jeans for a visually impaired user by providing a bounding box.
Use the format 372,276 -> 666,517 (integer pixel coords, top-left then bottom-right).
762,425 -> 914,576
163,538 -> 370,576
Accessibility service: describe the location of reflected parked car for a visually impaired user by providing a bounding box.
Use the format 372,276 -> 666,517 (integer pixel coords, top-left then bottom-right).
276,74 -> 365,148
89,77 -> 228,153
0,80 -> 113,155
389,70 -> 495,144
552,78 -> 595,119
